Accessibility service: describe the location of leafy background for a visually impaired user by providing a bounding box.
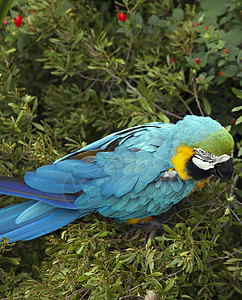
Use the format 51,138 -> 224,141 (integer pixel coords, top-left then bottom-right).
0,0 -> 241,299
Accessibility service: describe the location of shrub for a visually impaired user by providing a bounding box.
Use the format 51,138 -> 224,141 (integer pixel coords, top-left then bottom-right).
0,0 -> 241,299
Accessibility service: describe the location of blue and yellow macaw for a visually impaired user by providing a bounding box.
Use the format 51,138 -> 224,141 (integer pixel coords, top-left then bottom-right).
0,115 -> 234,242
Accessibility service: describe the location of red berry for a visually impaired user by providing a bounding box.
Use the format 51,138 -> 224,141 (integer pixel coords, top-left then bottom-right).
2,17 -> 8,26
218,72 -> 222,76
14,15 -> 22,27
232,118 -> 236,125
205,26 -> 208,30
197,77 -> 201,81
224,49 -> 228,54
117,12 -> 127,22
195,57 -> 200,65
170,57 -> 177,64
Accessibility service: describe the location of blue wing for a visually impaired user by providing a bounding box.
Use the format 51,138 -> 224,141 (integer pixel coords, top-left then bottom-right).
24,123 -> 173,204
55,122 -> 173,162
24,122 -> 195,220
100,169 -> 195,221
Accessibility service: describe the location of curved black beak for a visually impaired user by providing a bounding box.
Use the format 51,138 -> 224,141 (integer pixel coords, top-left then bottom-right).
212,158 -> 233,181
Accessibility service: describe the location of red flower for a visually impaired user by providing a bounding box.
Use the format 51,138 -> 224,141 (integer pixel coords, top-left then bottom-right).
205,26 -> 208,30
224,49 -> 228,54
170,57 -> 177,64
195,57 -> 200,65
117,12 -> 127,22
197,77 -> 201,81
218,71 -> 222,76
14,15 -> 22,27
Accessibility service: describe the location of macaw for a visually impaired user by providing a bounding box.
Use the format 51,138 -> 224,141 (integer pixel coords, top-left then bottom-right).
0,115 -> 234,243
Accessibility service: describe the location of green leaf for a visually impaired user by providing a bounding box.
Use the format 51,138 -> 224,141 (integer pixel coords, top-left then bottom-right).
218,59 -> 226,67
5,48 -> 16,54
231,88 -> 242,99
149,272 -> 164,276
172,8 -> 184,21
115,58 -> 125,65
185,56 -> 196,66
226,266 -> 241,271
32,122 -> 45,131
232,105 -> 242,112
1,257 -> 20,265
146,277 -> 163,289
56,0 -> 75,17
163,225 -> 178,237
235,116 -> 242,125
164,279 -> 176,292
0,0 -> 13,30
71,31 -> 84,49
202,98 -> 211,115
17,33 -> 32,52
224,65 -> 238,77
16,110 -> 23,123
200,0 -> 227,16
155,236 -> 173,242
148,15 -> 160,26
133,12 -> 143,27
216,216 -> 229,223
205,75 -> 215,82
217,40 -> 226,50
220,28 -> 242,47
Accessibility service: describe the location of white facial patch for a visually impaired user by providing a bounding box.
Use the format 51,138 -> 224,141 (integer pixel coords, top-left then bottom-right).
192,148 -> 231,171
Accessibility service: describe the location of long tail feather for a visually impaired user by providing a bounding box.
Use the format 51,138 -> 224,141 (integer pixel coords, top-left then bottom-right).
0,200 -> 90,243
0,176 -> 77,209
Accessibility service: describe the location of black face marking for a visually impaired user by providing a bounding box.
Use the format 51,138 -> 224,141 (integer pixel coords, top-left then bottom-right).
186,148 -> 233,182
186,159 -> 212,181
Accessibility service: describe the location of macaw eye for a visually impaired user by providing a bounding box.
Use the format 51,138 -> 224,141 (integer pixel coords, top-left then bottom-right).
195,148 -> 208,157
199,149 -> 206,155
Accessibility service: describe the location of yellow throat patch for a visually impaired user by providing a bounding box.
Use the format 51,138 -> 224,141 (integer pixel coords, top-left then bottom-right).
172,146 -> 194,180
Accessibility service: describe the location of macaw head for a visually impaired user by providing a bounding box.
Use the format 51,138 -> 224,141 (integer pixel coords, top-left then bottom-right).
171,115 -> 234,182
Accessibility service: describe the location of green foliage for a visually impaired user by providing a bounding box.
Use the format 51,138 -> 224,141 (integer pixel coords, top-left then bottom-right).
0,0 -> 241,299
0,0 -> 14,29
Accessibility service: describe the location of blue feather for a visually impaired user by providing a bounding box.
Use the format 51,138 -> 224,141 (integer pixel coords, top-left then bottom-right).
16,202 -> 54,224
0,177 -> 77,208
25,172 -> 83,194
112,174 -> 139,197
0,200 -> 89,242
72,163 -> 106,179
